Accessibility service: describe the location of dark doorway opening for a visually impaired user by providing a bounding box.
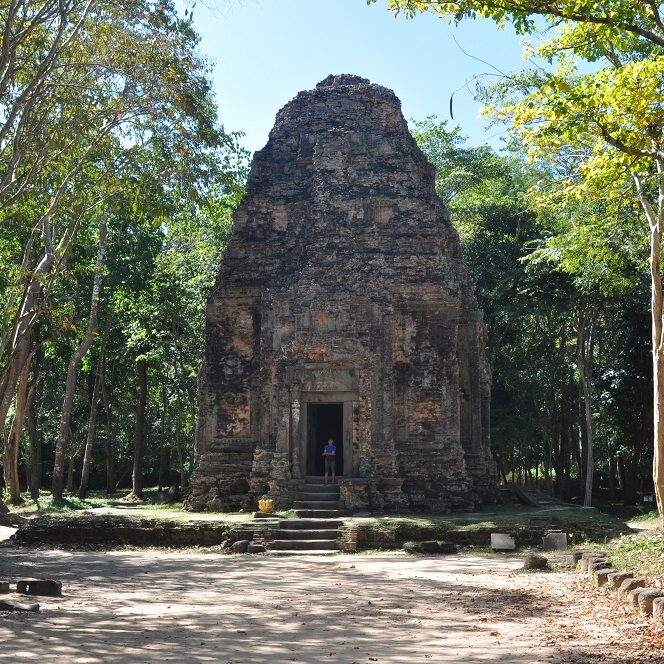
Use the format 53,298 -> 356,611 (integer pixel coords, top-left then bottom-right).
307,403 -> 344,476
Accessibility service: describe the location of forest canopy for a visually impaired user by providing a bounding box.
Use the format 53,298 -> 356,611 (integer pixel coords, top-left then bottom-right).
0,1 -> 659,517
371,0 -> 664,519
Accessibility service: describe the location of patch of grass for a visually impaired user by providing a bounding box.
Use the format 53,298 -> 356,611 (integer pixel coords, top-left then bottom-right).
8,488 -> 259,524
346,505 -> 627,536
12,491 -> 120,514
629,510 -> 660,523
606,531 -> 664,586
344,504 -> 630,552
11,488 -> 184,517
596,503 -> 659,522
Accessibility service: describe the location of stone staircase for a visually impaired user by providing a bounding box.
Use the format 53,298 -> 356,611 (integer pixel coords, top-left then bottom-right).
268,478 -> 345,555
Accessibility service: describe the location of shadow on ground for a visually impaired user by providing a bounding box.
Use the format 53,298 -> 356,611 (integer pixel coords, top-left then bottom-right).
0,550 -> 658,663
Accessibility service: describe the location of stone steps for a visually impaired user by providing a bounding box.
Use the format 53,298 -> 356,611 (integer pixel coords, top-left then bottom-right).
292,500 -> 341,510
253,478 -> 346,555
303,476 -> 339,485
264,549 -> 338,557
271,539 -> 338,551
277,529 -> 339,540
300,483 -> 340,491
296,492 -> 340,501
293,509 -> 345,519
280,519 -> 344,529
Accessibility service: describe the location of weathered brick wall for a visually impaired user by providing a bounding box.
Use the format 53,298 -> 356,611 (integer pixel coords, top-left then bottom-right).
187,74 -> 496,513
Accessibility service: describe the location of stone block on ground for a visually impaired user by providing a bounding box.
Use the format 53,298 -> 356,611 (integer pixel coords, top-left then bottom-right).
607,572 -> 633,590
589,559 -> 610,573
581,552 -> 607,571
247,543 -> 265,554
0,581 -> 9,594
593,568 -> 615,587
542,532 -> 567,551
628,587 -> 649,607
652,597 -> 664,624
491,533 -> 516,551
231,539 -> 250,554
522,553 -> 548,570
619,578 -> 646,595
16,579 -> 61,597
0,599 -> 39,613
637,588 -> 664,615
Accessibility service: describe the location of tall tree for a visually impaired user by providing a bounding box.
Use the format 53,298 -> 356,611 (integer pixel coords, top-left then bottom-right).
1,0 -> 224,498
51,214 -> 107,501
377,0 -> 664,521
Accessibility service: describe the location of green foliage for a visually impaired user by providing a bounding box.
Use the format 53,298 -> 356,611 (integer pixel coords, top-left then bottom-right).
413,117 -> 652,501
0,1 -> 249,500
607,531 -> 664,583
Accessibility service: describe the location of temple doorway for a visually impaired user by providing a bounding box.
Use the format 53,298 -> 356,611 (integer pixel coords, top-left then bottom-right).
306,403 -> 344,476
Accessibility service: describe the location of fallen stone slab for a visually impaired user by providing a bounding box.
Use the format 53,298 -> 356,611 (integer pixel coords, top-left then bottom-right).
522,553 -> 548,570
231,539 -> 250,554
619,578 -> 646,595
638,588 -> 664,615
491,533 -> 516,551
542,532 -> 567,551
0,599 -> 39,613
653,597 -> 664,623
16,579 -> 62,597
607,572 -> 633,590
0,581 -> 9,594
593,568 -> 615,587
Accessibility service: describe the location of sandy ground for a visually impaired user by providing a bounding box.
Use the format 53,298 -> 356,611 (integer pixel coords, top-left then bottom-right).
1,547 -> 663,664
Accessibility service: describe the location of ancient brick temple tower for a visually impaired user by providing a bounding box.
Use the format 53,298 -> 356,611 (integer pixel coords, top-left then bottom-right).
188,74 -> 496,513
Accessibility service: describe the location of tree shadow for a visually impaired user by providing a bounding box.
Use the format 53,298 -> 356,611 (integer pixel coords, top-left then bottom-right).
0,550 -> 661,663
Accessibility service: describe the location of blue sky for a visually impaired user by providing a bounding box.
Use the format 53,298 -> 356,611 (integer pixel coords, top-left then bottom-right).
178,0 -> 530,153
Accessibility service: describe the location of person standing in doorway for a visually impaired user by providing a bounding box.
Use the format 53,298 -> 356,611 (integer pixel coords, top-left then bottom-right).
322,438 -> 336,484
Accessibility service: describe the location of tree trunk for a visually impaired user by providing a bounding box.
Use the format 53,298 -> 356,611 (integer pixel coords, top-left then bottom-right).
66,454 -> 74,494
652,268 -> 664,523
631,169 -> 664,524
578,307 -> 596,508
26,373 -> 41,499
100,359 -> 114,495
130,357 -> 147,499
52,215 -> 107,501
0,253 -> 52,452
4,359 -> 30,503
158,385 -> 168,491
175,392 -> 186,491
78,344 -> 104,499
608,452 -> 616,501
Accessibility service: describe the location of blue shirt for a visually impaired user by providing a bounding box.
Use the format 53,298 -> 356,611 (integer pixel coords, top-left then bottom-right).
323,444 -> 336,455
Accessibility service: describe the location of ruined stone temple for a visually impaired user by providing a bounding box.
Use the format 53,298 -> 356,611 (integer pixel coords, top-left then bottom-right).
188,74 -> 496,513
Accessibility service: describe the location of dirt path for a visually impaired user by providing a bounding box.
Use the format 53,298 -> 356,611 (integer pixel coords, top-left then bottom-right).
1,548 -> 662,663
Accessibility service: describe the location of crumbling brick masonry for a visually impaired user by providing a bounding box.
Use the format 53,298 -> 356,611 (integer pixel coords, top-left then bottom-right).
187,75 -> 496,513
